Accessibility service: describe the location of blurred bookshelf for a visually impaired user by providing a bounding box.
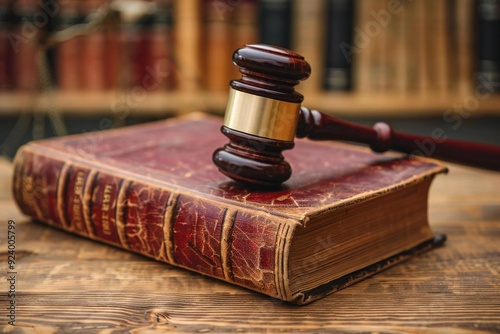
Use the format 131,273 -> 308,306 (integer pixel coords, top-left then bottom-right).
0,0 -> 499,118
2,90 -> 500,117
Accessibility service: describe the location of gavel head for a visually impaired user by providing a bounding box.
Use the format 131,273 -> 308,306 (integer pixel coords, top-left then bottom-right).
212,44 -> 311,187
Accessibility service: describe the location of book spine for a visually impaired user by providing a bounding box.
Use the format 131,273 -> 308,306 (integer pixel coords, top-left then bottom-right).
258,0 -> 292,48
148,0 -> 175,91
55,1 -> 82,91
369,0 -> 389,92
432,0 -> 451,95
130,15 -> 152,89
414,0 -> 430,94
476,0 -> 500,93
0,1 -> 13,90
80,0 -> 106,91
454,0 -> 474,94
173,0 -> 202,93
391,0 -> 408,94
12,146 -> 297,301
292,0 -> 326,94
204,0 -> 233,92
323,0 -> 354,91
230,0 -> 258,80
11,0 -> 39,91
104,12 -> 121,91
352,0 -> 372,93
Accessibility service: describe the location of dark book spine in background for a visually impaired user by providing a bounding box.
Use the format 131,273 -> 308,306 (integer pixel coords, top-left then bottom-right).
130,15 -> 153,89
55,1 -> 82,91
430,0 -> 452,94
80,0 -> 106,91
120,15 -> 137,90
11,0 -> 39,91
323,0 -> 354,91
43,0 -> 58,92
13,147 -> 287,301
476,0 -> 500,93
258,0 -> 292,48
104,5 -> 121,90
148,0 -> 175,90
0,0 -> 14,90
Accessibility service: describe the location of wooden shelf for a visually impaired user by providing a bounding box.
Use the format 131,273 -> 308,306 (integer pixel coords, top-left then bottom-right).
305,92 -> 500,117
0,91 -> 499,117
0,91 -> 228,117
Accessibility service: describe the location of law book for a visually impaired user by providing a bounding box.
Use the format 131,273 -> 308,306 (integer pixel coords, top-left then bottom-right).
204,0 -> 233,92
173,0 -> 202,93
12,113 -> 447,305
352,0 -> 372,93
413,0 -> 431,94
129,14 -> 153,89
230,0 -> 258,81
292,0 -> 326,94
389,0 -> 408,94
103,6 -> 121,91
476,0 -> 500,94
11,0 -> 39,91
453,0 -> 474,94
323,0 -> 354,91
0,0 -> 13,90
56,0 -> 82,91
148,0 -> 175,91
430,0 -> 451,95
258,0 -> 292,49
79,0 -> 107,91
369,0 -> 389,92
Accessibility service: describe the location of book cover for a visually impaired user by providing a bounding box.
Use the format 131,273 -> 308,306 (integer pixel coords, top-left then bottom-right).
12,113 -> 447,305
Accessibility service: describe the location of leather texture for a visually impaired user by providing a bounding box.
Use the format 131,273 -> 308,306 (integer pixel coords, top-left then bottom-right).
12,113 -> 447,304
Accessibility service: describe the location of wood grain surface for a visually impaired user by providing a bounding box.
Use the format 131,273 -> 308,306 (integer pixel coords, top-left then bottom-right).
0,156 -> 499,333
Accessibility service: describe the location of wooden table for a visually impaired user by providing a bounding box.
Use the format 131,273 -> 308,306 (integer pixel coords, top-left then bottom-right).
1,157 -> 499,333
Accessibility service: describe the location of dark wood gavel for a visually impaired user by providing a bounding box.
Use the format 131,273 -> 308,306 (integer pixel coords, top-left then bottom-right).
212,44 -> 500,186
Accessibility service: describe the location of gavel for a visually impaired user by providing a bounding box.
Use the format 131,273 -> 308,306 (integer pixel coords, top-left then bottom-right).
212,44 -> 500,187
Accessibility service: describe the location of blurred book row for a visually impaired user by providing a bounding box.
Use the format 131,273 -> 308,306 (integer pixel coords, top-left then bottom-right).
0,0 -> 499,95
0,0 -> 176,91
347,0 -> 500,95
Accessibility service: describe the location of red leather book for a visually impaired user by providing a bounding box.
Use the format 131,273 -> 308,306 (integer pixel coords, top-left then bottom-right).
12,113 -> 447,305
11,0 -> 38,91
56,1 -> 82,91
80,0 -> 106,91
204,0 -> 233,92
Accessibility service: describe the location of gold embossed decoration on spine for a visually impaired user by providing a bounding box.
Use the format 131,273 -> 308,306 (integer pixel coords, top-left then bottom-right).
223,88 -> 300,142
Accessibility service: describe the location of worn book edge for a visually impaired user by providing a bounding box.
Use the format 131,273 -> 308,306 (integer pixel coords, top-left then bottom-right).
291,234 -> 446,305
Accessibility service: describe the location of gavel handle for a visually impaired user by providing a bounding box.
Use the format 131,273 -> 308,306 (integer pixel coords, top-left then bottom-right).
296,107 -> 500,171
